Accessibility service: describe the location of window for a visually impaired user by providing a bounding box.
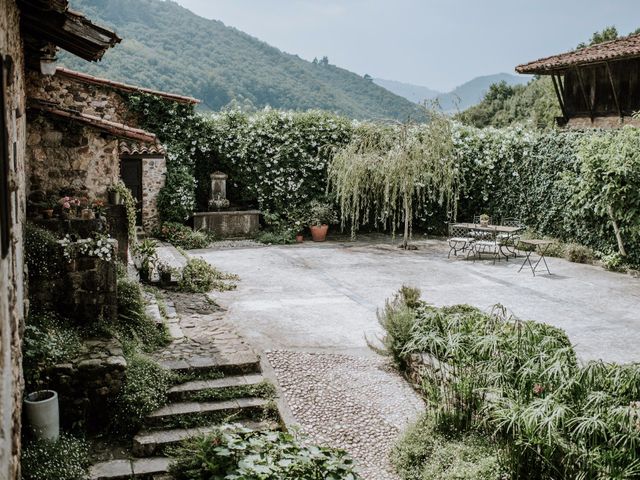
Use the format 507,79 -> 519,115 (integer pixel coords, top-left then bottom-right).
0,54 -> 11,259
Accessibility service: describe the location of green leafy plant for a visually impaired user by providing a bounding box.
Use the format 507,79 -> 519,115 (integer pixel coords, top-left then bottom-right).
24,223 -> 63,280
114,276 -> 169,350
136,238 -> 158,280
112,350 -> 170,433
601,252 -> 628,273
22,310 -> 82,390
564,243 -> 594,264
158,165 -> 197,223
306,200 -> 338,227
109,180 -> 138,249
178,258 -> 238,293
21,434 -> 89,480
155,222 -> 211,249
169,426 -> 360,479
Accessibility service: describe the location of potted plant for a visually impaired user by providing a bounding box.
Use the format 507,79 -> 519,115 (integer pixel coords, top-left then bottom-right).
479,213 -> 490,227
136,238 -> 158,283
24,390 -> 59,441
41,196 -> 57,219
108,181 -> 128,205
157,261 -> 175,286
306,200 -> 338,242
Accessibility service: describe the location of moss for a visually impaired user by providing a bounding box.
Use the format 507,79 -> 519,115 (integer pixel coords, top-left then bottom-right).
189,381 -> 276,403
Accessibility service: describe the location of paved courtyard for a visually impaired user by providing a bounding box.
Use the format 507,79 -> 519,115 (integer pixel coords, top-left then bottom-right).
193,236 -> 640,479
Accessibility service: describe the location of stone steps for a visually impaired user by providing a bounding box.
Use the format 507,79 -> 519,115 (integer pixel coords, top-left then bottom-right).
89,457 -> 170,480
144,397 -> 270,429
167,373 -> 265,402
132,419 -> 276,456
159,352 -> 261,377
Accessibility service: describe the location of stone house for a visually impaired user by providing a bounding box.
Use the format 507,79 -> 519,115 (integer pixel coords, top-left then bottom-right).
1,1 -> 199,477
517,34 -> 640,128
0,1 -> 120,477
26,67 -> 199,231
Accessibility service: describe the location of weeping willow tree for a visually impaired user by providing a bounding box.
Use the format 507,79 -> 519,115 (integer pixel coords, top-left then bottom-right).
328,111 -> 459,248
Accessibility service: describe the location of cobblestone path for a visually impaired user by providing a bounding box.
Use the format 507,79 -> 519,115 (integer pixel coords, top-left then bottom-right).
266,350 -> 424,480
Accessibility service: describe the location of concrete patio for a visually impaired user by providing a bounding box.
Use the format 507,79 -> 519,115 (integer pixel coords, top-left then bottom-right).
195,236 -> 640,364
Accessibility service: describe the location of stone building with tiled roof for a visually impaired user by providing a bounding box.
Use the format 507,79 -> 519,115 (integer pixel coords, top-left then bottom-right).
517,34 -> 640,128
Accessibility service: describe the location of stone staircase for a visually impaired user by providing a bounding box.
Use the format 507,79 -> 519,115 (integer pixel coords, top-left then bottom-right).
89,292 -> 280,480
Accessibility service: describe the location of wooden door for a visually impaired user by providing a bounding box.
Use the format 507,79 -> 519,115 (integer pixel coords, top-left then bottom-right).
120,158 -> 142,225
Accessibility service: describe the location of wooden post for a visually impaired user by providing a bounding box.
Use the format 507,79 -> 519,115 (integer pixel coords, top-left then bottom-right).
606,62 -> 623,119
551,74 -> 568,121
576,67 -> 593,120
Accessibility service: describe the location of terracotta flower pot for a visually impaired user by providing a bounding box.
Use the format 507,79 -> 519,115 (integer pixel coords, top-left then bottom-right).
42,209 -> 54,219
295,234 -> 304,243
310,224 -> 329,242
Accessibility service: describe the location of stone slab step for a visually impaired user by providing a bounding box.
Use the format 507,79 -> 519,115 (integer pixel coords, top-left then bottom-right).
145,397 -> 269,428
159,352 -> 261,376
89,457 -> 170,480
168,373 -> 265,401
133,419 -> 274,456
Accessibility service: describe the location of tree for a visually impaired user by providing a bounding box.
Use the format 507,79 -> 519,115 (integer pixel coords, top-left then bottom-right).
577,26 -> 618,49
320,56 -> 329,66
328,111 -> 459,249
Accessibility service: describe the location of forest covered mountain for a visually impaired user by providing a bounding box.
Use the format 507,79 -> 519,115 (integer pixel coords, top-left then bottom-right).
62,0 -> 425,121
375,73 -> 530,112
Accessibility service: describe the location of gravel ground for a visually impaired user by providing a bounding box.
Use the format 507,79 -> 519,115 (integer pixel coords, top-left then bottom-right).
266,350 -> 424,480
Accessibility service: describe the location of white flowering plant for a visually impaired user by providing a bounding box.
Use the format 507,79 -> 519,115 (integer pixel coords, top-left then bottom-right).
59,233 -> 115,263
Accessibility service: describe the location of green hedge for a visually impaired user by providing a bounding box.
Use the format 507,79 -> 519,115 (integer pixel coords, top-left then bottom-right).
128,95 -> 639,264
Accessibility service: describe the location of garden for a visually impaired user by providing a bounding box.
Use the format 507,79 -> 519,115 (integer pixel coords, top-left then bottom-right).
127,94 -> 640,270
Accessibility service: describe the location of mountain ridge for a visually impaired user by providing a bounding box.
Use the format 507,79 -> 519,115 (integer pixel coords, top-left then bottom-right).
374,73 -> 530,112
61,0 -> 425,121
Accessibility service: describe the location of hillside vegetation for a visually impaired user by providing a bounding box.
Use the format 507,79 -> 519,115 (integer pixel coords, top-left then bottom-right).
64,0 -> 424,121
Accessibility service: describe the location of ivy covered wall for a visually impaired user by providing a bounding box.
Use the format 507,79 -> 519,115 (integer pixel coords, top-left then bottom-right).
128,94 -> 640,265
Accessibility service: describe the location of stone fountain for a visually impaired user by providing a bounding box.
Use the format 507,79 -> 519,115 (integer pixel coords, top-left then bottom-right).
193,172 -> 260,238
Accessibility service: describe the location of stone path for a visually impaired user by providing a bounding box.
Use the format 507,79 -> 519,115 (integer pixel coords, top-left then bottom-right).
266,350 -> 424,480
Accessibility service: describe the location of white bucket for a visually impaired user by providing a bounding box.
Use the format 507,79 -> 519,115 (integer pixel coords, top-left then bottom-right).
24,390 -> 59,441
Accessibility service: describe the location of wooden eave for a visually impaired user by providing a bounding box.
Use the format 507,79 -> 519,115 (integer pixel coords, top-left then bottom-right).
18,0 -> 121,62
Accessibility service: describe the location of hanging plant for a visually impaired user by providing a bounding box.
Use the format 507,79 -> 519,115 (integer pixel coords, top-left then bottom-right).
109,180 -> 138,250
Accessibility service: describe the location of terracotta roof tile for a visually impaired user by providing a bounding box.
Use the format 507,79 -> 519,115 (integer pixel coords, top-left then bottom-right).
516,34 -> 640,74
56,67 -> 201,104
119,140 -> 166,157
29,99 -> 157,143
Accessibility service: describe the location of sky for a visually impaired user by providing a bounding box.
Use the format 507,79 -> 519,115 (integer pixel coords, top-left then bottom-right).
174,0 -> 640,92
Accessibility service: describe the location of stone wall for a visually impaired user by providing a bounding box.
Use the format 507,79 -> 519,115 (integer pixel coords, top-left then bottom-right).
26,114 -> 120,199
141,156 -> 166,231
25,70 -> 134,125
0,1 -> 26,478
45,339 -> 127,431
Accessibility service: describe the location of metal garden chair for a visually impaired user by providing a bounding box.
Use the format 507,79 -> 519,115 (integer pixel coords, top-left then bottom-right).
447,223 -> 475,258
498,217 -> 525,257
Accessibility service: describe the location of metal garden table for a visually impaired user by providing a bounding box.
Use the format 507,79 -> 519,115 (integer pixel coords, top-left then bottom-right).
517,239 -> 554,276
451,223 -> 525,260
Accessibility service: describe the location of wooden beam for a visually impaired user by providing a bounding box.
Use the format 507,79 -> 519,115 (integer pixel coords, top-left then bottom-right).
576,67 -> 593,120
606,62 -> 623,118
551,74 -> 568,121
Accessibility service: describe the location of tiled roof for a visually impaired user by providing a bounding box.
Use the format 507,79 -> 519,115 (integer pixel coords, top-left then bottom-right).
30,100 -> 157,143
516,34 -> 640,74
119,140 -> 166,157
56,67 -> 201,104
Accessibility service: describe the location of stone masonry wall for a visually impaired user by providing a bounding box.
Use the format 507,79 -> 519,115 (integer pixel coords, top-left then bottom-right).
0,1 -> 26,478
45,338 -> 127,432
566,115 -> 640,129
141,156 -> 166,231
26,115 -> 120,199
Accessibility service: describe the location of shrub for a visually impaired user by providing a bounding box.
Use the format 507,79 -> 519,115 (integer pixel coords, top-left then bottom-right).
601,252 -> 628,273
178,258 -> 238,293
392,414 -> 501,480
112,351 -> 170,433
24,223 -> 63,280
374,287 -> 419,370
114,276 -> 169,350
21,434 -> 89,480
564,243 -> 594,263
22,310 -> 82,389
158,165 -> 196,222
156,222 -> 211,249
169,426 -> 360,480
